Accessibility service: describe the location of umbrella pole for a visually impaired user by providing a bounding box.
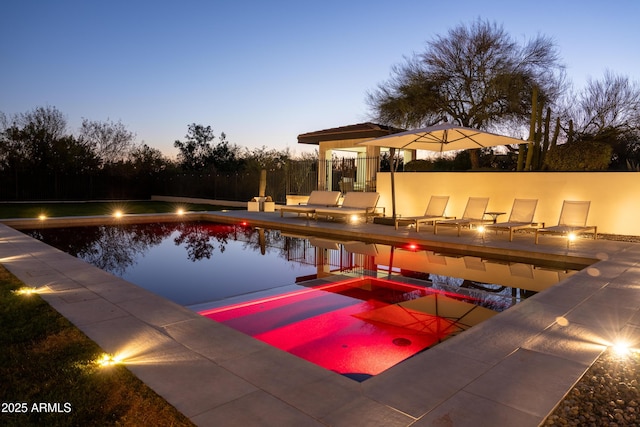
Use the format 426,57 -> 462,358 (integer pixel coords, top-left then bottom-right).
390,148 -> 397,220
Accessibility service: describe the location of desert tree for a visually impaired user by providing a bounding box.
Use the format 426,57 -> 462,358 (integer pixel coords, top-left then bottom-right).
128,143 -> 171,175
243,146 -> 289,171
368,19 -> 566,167
174,123 -> 216,170
210,132 -> 244,172
174,124 -> 242,172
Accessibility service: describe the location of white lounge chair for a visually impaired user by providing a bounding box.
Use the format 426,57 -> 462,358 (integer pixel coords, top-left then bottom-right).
485,199 -> 538,241
279,191 -> 341,218
314,192 -> 381,223
535,200 -> 597,244
434,197 -> 490,236
394,195 -> 450,231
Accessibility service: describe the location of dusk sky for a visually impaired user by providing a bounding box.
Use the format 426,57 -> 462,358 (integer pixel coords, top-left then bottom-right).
2,0 -> 639,158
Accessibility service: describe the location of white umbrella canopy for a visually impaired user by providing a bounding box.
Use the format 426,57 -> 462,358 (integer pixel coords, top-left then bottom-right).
356,122 -> 525,152
356,123 -> 525,221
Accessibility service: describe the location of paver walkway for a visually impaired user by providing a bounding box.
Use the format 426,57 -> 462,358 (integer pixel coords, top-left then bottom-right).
1,210 -> 639,426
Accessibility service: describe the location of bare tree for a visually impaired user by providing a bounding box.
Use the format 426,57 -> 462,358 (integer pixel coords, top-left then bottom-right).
573,71 -> 640,138
0,111 -> 8,132
79,118 -> 136,165
561,71 -> 640,170
1,106 -> 69,170
15,105 -> 68,141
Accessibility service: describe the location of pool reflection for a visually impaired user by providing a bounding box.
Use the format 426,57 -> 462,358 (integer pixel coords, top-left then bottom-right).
25,222 -> 582,309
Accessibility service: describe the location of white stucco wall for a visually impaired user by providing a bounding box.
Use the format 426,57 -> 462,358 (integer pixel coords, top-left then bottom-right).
376,172 -> 640,236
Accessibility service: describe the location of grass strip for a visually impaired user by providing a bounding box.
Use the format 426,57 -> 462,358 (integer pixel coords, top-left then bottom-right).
0,201 -> 239,219
0,265 -> 195,427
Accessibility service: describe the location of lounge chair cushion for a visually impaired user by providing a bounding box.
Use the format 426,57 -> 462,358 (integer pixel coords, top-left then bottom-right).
280,191 -> 341,217
305,191 -> 342,206
314,192 -> 380,222
339,192 -> 380,209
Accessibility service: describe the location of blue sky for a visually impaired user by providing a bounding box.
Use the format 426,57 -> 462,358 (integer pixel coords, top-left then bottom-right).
2,0 -> 639,157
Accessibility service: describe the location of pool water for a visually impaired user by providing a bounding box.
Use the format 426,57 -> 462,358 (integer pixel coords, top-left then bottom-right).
26,221 -> 582,380
27,222 -> 319,306
202,276 -> 495,381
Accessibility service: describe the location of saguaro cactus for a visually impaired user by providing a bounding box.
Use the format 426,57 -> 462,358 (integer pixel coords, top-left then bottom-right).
524,86 -> 538,171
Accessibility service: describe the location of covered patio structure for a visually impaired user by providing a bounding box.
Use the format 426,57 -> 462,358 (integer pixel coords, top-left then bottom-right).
297,122 -> 407,192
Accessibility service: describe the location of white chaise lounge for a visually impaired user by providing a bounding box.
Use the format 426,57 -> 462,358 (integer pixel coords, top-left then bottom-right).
535,200 -> 597,244
433,197 -> 490,236
279,191 -> 341,218
314,192 -> 381,223
485,198 -> 538,241
394,195 -> 450,231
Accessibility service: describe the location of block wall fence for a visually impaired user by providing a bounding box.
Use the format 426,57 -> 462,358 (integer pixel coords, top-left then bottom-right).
375,172 -> 640,236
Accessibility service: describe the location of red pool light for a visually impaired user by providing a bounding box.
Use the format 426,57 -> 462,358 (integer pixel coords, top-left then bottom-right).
406,243 -> 419,251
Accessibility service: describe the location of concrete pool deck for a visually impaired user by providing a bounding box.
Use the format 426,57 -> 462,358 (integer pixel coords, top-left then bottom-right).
1,210 -> 639,426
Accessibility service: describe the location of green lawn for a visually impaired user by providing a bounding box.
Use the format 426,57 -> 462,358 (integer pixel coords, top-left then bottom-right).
0,201 -> 238,219
0,266 -> 194,427
0,200 -> 239,425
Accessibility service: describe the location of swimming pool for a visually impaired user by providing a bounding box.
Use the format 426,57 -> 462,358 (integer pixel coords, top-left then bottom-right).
26,221 -> 582,380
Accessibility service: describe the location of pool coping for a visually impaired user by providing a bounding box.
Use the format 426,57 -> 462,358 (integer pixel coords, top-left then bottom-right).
1,210 -> 639,426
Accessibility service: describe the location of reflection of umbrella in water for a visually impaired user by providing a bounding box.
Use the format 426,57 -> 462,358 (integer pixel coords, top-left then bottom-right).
356,123 -> 525,219
354,291 -> 497,344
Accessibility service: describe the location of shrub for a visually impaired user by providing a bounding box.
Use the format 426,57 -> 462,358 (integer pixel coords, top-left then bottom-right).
404,159 -> 435,171
544,141 -> 612,171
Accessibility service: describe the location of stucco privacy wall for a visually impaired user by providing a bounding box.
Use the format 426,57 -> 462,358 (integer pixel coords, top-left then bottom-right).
375,172 -> 640,236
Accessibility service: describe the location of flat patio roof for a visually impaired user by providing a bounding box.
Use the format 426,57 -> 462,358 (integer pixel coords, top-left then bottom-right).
297,122 -> 404,145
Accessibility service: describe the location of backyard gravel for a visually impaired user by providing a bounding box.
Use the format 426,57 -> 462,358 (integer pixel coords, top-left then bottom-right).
543,348 -> 640,426
543,233 -> 640,426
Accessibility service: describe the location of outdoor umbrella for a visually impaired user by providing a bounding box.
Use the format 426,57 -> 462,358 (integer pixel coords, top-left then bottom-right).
357,122 -> 525,152
356,123 -> 525,220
